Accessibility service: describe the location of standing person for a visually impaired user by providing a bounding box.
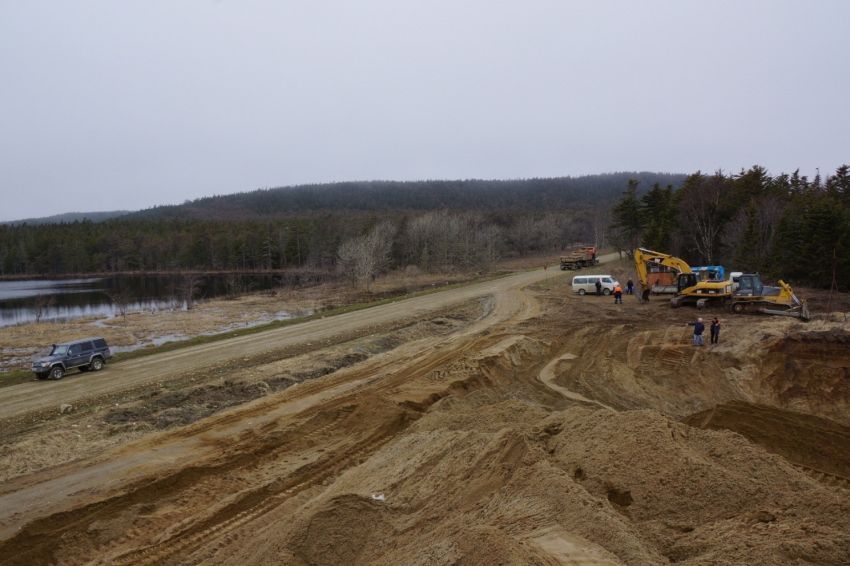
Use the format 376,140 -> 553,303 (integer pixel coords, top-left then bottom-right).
613,284 -> 623,304
595,279 -> 602,295
626,278 -> 634,295
710,317 -> 721,344
688,317 -> 705,346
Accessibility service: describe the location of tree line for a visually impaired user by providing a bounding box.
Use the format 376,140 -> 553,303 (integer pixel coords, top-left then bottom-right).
3,173 -> 680,278
0,209 -> 602,277
612,165 -> 850,288
8,166 -> 844,290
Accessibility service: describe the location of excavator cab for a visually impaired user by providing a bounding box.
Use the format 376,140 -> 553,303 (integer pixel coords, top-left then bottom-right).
677,273 -> 699,293
734,274 -> 763,296
735,274 -> 781,297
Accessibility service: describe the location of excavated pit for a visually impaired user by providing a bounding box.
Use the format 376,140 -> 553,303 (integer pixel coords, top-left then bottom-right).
685,401 -> 850,482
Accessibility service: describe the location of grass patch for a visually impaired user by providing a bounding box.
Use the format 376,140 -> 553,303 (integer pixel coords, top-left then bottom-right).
0,369 -> 33,387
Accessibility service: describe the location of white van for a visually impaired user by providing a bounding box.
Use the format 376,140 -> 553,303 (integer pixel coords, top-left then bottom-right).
572,274 -> 619,296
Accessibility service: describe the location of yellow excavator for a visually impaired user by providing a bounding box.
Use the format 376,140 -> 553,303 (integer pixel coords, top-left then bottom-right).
633,248 -> 731,306
633,248 -> 810,320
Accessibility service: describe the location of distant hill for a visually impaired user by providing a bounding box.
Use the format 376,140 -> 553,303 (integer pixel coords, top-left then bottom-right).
129,173 -> 687,220
0,172 -> 688,276
4,210 -> 131,226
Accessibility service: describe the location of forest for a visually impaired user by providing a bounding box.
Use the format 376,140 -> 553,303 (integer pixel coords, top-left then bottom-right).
1,167 -> 847,290
0,173 -> 679,277
611,165 -> 850,288
127,173 -> 684,219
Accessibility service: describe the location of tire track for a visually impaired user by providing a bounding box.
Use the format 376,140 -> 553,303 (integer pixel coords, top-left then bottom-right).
108,428 -> 399,566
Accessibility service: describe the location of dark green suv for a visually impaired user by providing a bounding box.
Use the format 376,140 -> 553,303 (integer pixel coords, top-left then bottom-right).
32,337 -> 112,380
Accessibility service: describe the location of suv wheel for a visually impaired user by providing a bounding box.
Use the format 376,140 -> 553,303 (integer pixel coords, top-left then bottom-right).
50,366 -> 65,380
90,357 -> 104,371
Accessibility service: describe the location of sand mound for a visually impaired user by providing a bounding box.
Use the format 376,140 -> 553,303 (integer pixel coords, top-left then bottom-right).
223,397 -> 849,565
288,494 -> 397,565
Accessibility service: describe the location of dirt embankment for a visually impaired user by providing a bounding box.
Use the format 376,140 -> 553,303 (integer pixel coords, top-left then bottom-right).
1,265 -> 849,565
0,301 -> 487,483
686,401 -> 850,481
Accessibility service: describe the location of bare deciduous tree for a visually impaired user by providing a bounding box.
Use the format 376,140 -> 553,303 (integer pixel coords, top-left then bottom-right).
337,221 -> 397,290
179,273 -> 202,310
33,295 -> 56,323
678,173 -> 726,263
107,288 -> 134,321
590,207 -> 611,250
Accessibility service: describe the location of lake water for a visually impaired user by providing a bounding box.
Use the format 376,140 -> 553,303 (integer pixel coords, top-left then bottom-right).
0,274 -> 283,327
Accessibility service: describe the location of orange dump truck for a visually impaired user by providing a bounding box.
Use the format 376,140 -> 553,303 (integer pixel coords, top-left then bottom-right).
559,245 -> 598,270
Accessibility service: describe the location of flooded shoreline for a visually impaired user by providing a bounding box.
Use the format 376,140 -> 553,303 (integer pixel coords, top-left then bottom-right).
0,287 -> 317,373
0,273 -> 293,327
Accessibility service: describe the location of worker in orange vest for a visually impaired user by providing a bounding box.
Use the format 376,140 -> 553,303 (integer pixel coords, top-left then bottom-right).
613,284 -> 623,304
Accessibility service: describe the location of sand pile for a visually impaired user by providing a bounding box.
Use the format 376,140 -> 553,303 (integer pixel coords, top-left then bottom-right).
204,395 -> 849,565
176,309 -> 850,565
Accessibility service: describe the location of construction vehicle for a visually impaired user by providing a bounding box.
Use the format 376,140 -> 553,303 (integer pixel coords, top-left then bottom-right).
729,274 -> 810,320
633,248 -> 731,305
633,248 -> 810,320
560,245 -> 598,270
692,265 -> 727,282
640,263 -> 727,296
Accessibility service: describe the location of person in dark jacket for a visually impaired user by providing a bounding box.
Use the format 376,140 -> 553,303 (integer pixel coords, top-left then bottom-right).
626,279 -> 634,295
710,317 -> 721,344
595,279 -> 602,295
688,317 -> 705,346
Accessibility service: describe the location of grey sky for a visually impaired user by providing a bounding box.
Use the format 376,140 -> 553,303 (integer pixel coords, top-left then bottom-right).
1,1 -> 848,221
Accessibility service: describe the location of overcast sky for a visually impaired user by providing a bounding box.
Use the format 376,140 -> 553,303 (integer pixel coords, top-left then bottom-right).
1,1 -> 848,221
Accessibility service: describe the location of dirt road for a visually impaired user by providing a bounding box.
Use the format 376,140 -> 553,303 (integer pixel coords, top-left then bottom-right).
1,257 -> 612,421
0,263 -> 550,560
2,253 -> 848,565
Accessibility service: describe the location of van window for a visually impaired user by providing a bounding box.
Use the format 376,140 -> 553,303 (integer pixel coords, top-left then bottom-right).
574,277 -> 587,285
602,278 -> 613,283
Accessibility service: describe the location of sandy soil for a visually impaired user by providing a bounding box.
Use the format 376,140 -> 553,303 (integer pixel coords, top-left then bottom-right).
1,255 -> 849,565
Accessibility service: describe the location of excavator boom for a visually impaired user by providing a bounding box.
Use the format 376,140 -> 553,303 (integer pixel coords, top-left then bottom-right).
633,247 -> 728,303
632,248 -> 809,320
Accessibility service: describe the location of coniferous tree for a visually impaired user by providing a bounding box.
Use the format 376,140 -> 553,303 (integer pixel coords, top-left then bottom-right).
611,179 -> 643,254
